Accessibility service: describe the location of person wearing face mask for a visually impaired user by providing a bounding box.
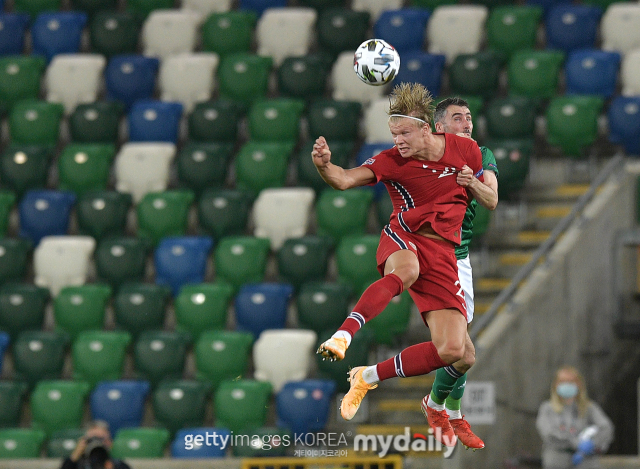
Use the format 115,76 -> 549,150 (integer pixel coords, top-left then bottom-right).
536,366 -> 614,468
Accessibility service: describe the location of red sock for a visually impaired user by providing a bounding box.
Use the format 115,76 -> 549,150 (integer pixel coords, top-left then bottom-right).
338,273 -> 404,337
376,342 -> 448,381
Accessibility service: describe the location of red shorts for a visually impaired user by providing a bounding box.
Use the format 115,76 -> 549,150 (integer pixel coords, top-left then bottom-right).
376,226 -> 467,321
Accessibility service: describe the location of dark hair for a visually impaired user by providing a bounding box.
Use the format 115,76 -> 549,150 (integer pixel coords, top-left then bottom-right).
433,97 -> 470,124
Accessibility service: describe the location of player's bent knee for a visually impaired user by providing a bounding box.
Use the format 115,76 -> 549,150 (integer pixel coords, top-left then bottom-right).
436,343 -> 465,364
395,265 -> 419,289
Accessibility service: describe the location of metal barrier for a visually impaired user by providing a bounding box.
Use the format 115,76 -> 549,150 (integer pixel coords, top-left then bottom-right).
240,455 -> 403,469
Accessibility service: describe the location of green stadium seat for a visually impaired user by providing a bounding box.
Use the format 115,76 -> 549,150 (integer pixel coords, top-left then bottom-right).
46,428 -> 85,458
197,188 -> 252,240
0,428 -> 46,458
317,8 -> 370,56
411,0 -> 456,8
231,427 -> 290,457
152,380 -> 210,434
95,237 -> 148,289
248,98 -> 305,144
214,380 -> 272,432
218,53 -> 273,107
307,99 -> 362,143
76,191 -> 133,241
113,283 -> 171,337
214,236 -> 270,291
336,234 -> 380,292
127,0 -> 173,19
30,380 -> 91,437
487,6 -> 543,59
57,143 -> 116,196
298,0 -> 345,10
0,381 -> 28,427
111,427 -> 171,459
136,190 -> 195,246
72,0 -> 117,16
297,140 -> 354,193
546,96 -> 604,157
485,138 -> 533,199
316,327 -> 373,393
316,188 -> 374,242
0,56 -> 46,114
12,330 -> 68,387
9,100 -> 64,147
134,330 -> 189,387
69,101 -> 124,144
188,99 -> 244,143
485,97 -> 536,140
277,236 -> 332,289
194,330 -> 254,389
14,0 -> 61,17
0,191 -> 14,237
0,238 -> 31,285
0,146 -> 50,197
201,11 -> 257,58
366,290 -> 413,345
90,11 -> 140,57
72,330 -> 132,388
177,143 -> 234,194
0,283 -> 49,338
234,141 -> 294,196
296,282 -> 352,334
449,51 -> 501,99
278,55 -> 329,101
174,283 -> 234,340
54,284 -> 112,338
508,50 -> 565,100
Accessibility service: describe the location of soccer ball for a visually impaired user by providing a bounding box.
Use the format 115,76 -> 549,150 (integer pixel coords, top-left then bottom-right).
353,39 -> 400,86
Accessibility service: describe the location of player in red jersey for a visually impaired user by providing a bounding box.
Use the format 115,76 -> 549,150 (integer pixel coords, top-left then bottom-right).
312,83 -> 483,443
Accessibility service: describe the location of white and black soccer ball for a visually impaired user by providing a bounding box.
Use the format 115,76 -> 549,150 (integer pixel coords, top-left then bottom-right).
353,39 -> 400,86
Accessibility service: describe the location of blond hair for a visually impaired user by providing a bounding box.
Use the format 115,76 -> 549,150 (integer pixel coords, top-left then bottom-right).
387,82 -> 434,127
550,365 -> 590,417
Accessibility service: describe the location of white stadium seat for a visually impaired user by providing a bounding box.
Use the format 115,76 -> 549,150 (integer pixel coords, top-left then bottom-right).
159,53 -> 219,113
621,49 -> 640,96
428,5 -> 488,64
181,0 -> 232,16
114,143 -> 176,203
45,54 -> 106,114
256,7 -> 317,67
331,51 -> 385,105
363,97 -> 394,144
352,0 -> 403,22
142,9 -> 202,59
601,3 -> 640,56
34,236 -> 96,296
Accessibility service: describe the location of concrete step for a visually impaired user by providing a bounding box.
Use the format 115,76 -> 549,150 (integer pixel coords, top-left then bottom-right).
474,277 -> 511,295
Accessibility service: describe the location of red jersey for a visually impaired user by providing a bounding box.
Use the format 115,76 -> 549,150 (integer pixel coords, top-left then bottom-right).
361,133 -> 484,245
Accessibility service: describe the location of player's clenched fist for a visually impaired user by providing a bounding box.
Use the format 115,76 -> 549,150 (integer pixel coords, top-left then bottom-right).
311,136 -> 332,168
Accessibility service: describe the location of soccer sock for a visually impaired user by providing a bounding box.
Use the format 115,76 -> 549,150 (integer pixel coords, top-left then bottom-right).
376,341 -> 448,382
330,330 -> 352,346
430,366 -> 465,405
337,273 -> 404,338
362,365 -> 379,385
445,373 -> 467,419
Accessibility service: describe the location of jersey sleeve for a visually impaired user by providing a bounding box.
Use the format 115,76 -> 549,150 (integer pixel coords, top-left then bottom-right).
467,141 -> 484,183
359,151 -> 391,183
481,146 -> 499,178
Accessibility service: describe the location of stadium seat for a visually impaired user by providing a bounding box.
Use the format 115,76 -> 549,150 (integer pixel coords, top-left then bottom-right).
30,380 -> 91,437
136,190 -> 195,246
177,143 -> 233,194
253,329 -> 316,392
153,380 -> 210,434
449,51 -> 501,99
214,380 -> 272,432
545,5 -> 602,53
428,5 -> 488,63
171,427 -> 229,458
71,0 -> 117,17
45,54 -> 106,114
296,282 -> 351,334
31,12 -> 87,62
72,330 -> 132,387
622,50 -> 640,96
0,428 -> 46,458
113,283 -> 170,336
0,331 -> 7,373
352,0 -> 402,21
142,9 -> 202,59
12,330 -> 67,386
0,13 -> 30,56
276,379 -> 336,434
46,428 -> 84,458
355,143 -> 393,198
0,381 -> 27,428
201,10 -> 257,58
54,284 -> 112,338
307,99 -> 362,143
508,50 -> 565,100
154,236 -> 214,295
235,283 -> 294,338
218,53 -> 273,107
134,330 -> 188,386
114,142 -> 176,203
546,95 -> 604,157
373,9 -> 430,55
111,427 -> 171,459
485,97 -> 537,140
0,238 -> 31,286
57,143 -> 116,196
248,98 -> 305,144
256,8 -> 316,67
393,51 -> 446,96
90,11 -> 140,58
316,8 -> 370,57
565,49 -> 620,98
486,6 -> 543,59
277,236 -> 332,289
105,55 -> 160,109
601,4 -> 640,57
0,146 -> 49,197
9,100 -> 64,147
277,55 -> 329,101
159,53 -> 219,114
76,191 -> 133,240
95,237 -> 147,289
90,380 -> 151,434
183,0 -> 233,16
608,96 -> 640,155
127,0 -> 174,19
174,282 -> 234,339
197,188 -> 252,239
253,187 -> 315,250
0,192 -> 14,237
316,188 -> 374,242
128,100 -> 183,144
331,51 -> 385,105
214,236 -> 271,290
336,234 -> 380,292
297,140 -> 354,193
14,0 -> 60,17
316,327 -> 374,392
19,190 -> 76,245
0,56 -> 46,114
194,330 -> 254,388
485,138 -> 533,199
69,101 -> 124,144
234,141 -> 294,195
0,283 -> 48,338
231,427 -> 290,457
366,290 -> 413,345
188,99 -> 244,143
363,99 -> 394,144
525,0 -> 566,14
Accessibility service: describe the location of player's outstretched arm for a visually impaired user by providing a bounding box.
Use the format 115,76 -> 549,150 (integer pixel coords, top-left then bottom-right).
312,136 -> 376,190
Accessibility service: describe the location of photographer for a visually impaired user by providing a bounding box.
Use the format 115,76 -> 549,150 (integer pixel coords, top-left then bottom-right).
61,421 -> 131,469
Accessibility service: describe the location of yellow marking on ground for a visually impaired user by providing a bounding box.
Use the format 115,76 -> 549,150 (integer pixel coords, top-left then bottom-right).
377,400 -> 422,412
396,374 -> 434,388
518,230 -> 550,244
536,205 -> 572,218
476,278 -> 511,291
474,302 -> 492,315
499,252 -> 533,266
554,184 -> 590,197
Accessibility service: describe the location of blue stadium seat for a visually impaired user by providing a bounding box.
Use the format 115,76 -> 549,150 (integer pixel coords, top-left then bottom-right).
128,100 -> 183,144
105,55 -> 160,109
565,49 -> 620,98
239,0 -> 287,17
356,143 -> 394,199
545,5 -> 602,53
19,190 -> 76,245
373,8 -> 430,55
234,283 -> 293,338
394,51 -> 446,96
0,13 -> 30,56
171,427 -> 230,458
0,331 -> 8,374
154,236 -> 214,296
608,96 -> 640,155
90,380 -> 151,435
31,12 -> 88,62
276,380 -> 336,435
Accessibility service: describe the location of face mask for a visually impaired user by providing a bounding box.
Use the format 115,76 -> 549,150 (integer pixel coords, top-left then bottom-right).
556,382 -> 579,399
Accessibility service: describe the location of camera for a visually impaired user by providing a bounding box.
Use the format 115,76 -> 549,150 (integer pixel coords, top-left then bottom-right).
80,436 -> 110,469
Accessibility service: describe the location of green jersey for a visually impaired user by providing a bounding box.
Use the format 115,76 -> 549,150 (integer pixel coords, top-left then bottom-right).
455,146 -> 498,260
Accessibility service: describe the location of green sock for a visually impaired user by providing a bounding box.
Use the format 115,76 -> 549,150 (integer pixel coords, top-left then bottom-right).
445,373 -> 467,410
430,366 -> 460,404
